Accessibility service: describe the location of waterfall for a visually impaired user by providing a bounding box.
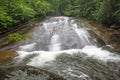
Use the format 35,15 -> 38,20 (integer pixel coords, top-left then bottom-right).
15,17 -> 120,80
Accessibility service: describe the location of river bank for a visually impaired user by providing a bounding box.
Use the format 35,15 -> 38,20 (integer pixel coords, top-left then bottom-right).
83,19 -> 120,53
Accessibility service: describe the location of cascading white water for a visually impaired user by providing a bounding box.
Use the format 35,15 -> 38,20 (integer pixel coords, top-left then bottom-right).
19,43 -> 36,51
49,34 -> 61,51
16,46 -> 120,66
72,23 -> 93,45
15,17 -> 120,80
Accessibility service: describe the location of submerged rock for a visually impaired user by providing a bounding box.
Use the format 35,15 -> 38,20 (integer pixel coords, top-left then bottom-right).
0,65 -> 65,80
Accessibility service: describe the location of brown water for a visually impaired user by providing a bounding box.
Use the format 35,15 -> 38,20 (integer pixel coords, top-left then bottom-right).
0,51 -> 17,65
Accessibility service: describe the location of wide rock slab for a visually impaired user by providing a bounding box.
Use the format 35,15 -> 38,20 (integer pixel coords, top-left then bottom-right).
0,65 -> 65,80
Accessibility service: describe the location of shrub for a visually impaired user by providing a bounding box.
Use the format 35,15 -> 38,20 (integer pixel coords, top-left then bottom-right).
8,33 -> 30,42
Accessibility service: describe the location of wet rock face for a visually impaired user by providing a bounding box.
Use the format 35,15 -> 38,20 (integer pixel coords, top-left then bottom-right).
0,51 -> 17,64
110,33 -> 120,44
0,65 -> 65,80
110,25 -> 120,29
86,19 -> 120,53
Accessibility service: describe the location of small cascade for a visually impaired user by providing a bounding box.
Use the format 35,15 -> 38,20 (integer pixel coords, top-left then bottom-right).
64,17 -> 69,27
49,34 -> 61,51
18,43 -> 36,51
72,23 -> 94,45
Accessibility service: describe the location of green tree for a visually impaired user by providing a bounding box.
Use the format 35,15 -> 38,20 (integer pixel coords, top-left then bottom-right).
26,0 -> 50,16
0,7 -> 16,31
9,0 -> 36,22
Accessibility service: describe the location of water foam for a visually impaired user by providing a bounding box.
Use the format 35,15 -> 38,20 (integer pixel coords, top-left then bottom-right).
27,51 -> 60,66
15,46 -> 120,66
81,46 -> 120,61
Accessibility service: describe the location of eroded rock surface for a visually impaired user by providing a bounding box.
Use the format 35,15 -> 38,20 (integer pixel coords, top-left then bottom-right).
0,65 -> 65,80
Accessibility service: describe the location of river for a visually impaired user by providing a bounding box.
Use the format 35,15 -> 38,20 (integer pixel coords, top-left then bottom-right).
1,16 -> 120,80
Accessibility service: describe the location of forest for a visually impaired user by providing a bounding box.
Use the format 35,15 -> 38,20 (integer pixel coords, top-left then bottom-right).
0,0 -> 120,33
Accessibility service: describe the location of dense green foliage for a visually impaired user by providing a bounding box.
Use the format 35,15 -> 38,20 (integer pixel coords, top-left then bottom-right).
46,0 -> 120,26
8,33 -> 30,41
0,0 -> 50,33
0,0 -> 120,33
